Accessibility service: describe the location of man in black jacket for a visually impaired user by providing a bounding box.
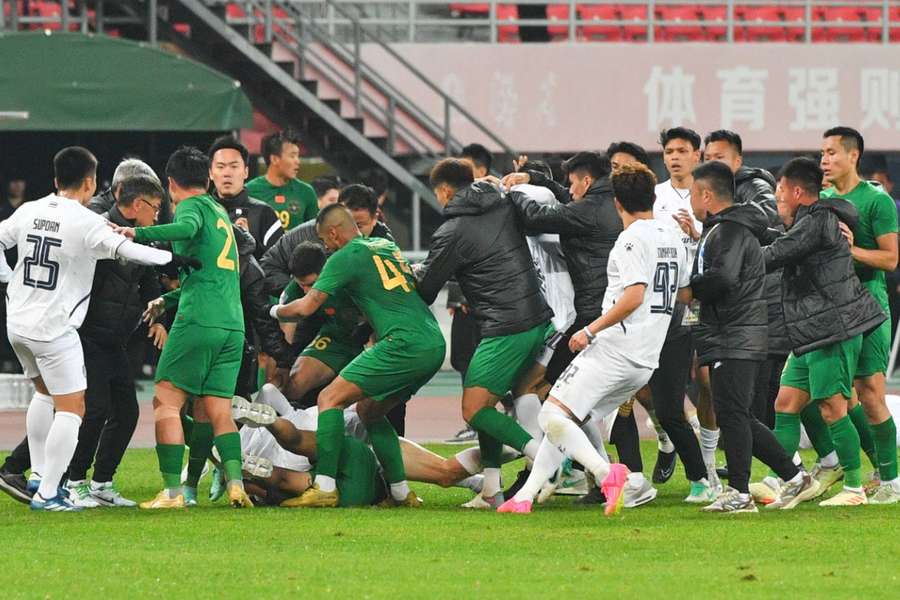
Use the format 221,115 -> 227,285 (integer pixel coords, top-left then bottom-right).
417,158 -> 552,508
208,136 -> 283,261
703,129 -> 788,427
753,157 -> 886,508
687,161 -> 814,514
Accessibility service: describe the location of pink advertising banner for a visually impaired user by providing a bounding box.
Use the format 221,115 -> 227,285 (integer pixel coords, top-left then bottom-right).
360,43 -> 900,153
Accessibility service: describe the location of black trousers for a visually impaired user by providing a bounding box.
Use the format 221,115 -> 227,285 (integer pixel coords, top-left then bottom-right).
752,355 -> 787,430
450,309 -> 481,378
649,332 -> 706,482
67,338 -> 140,483
544,317 -> 592,385
2,437 -> 29,474
708,359 -> 798,493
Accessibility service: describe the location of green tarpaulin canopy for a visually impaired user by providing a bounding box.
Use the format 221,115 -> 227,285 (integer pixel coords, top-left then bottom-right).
0,32 -> 253,131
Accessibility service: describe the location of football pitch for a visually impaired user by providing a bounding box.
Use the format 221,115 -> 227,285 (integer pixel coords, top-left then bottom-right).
3,444 -> 898,599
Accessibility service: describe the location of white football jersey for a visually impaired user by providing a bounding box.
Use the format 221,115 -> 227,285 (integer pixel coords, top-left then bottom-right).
595,219 -> 690,369
0,194 -> 130,341
512,184 -> 577,332
653,179 -> 702,264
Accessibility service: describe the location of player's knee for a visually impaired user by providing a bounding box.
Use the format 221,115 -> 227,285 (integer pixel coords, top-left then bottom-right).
153,396 -> 181,422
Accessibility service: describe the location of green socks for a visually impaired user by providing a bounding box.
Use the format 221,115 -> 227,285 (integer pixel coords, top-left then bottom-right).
848,403 -> 878,470
800,403 -> 835,458
469,406 -> 533,466
477,431 -> 504,469
316,408 -> 345,480
769,412 -> 801,478
156,443 -> 185,491
186,421 -> 214,488
213,432 -> 243,483
367,417 -> 406,484
872,417 -> 899,481
828,416 -> 862,489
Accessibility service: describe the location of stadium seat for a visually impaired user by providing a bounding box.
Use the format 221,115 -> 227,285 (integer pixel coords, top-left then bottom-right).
861,6 -> 885,42
546,4 -> 570,40
655,5 -> 703,41
497,4 -> 519,42
736,6 -> 786,42
781,6 -> 807,42
698,5 -> 727,41
892,7 -> 900,42
814,6 -> 865,42
30,1 -> 62,31
619,3 -> 648,41
577,4 -> 622,41
226,3 -> 248,20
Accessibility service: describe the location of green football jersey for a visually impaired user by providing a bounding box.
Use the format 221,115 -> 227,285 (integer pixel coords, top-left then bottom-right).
822,180 -> 898,309
245,175 -> 318,231
312,236 -> 442,343
135,193 -> 244,331
281,279 -> 362,339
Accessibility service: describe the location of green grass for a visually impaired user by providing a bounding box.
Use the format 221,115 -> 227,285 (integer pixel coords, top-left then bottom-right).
3,444 -> 899,599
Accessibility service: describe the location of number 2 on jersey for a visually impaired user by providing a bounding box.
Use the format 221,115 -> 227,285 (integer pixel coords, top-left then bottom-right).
650,261 -> 678,315
216,219 -> 237,271
373,255 -> 410,292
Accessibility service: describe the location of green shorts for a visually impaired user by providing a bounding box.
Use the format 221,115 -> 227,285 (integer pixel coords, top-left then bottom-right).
299,327 -> 363,374
780,334 -> 863,401
856,318 -> 890,378
155,321 -> 244,398
340,334 -> 445,403
465,321 -> 553,396
312,436 -> 385,507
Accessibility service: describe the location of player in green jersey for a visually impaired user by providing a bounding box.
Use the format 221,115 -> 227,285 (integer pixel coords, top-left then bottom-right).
271,205 -> 446,507
814,127 -> 899,504
245,131 -> 318,230
116,147 -> 252,509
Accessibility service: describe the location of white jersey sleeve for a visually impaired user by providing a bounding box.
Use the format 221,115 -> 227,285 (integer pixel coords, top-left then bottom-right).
83,214 -> 128,260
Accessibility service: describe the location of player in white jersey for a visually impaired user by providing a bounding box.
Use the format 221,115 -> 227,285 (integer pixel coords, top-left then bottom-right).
498,163 -> 690,515
0,147 -> 196,511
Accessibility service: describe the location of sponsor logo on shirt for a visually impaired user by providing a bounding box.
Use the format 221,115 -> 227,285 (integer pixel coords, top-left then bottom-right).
275,195 -> 286,204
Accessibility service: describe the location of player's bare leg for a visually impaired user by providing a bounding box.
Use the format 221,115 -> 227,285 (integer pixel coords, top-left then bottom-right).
141,381 -> 189,509
283,356 -> 336,404
202,394 -> 252,508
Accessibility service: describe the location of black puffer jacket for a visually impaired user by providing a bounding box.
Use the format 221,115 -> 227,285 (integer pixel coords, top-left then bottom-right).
763,198 -> 886,356
234,227 -> 295,369
89,188 -> 173,224
417,181 -> 552,337
510,173 -> 622,321
216,189 -> 284,261
691,203 -> 769,365
735,166 -> 789,356
260,217 -> 394,298
78,205 -> 161,345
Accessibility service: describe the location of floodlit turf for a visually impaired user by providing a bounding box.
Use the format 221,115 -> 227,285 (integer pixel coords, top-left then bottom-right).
2,444 -> 899,599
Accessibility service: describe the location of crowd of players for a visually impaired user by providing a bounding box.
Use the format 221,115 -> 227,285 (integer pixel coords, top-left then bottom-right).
0,124 -> 897,514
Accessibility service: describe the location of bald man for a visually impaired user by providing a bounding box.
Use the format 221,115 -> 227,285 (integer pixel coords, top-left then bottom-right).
270,205 -> 446,508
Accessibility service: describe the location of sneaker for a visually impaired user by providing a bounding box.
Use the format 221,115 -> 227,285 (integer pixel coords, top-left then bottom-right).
536,470 -> 560,504
600,463 -> 629,517
232,397 -> 277,428
67,479 -> 101,508
623,477 -> 657,508
575,486 -> 606,506
183,486 -> 198,507
556,469 -> 589,496
378,491 -> 423,508
26,475 -> 41,495
228,483 -> 254,508
810,463 -> 843,498
497,498 -> 532,513
30,491 -> 83,512
652,449 -> 677,484
0,468 -> 32,504
209,466 -> 226,501
89,481 -> 137,507
281,483 -> 339,508
749,477 -> 782,505
701,487 -> 758,513
819,488 -> 867,507
768,473 -> 820,510
864,471 -> 882,496
446,426 -> 477,444
685,479 -> 717,504
868,483 -> 900,505
461,492 -> 504,509
139,490 -> 186,509
502,468 -> 531,500
242,454 -> 274,479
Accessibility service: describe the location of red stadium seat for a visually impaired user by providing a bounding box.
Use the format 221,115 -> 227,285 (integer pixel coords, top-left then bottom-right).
619,3 -> 648,41
655,5 -> 703,41
30,1 -> 62,31
861,6 -> 885,42
546,4 -> 570,40
226,3 -> 248,19
814,6 -> 865,42
577,4 -> 621,41
891,7 -> 900,42
698,5 -> 727,40
781,6 -> 806,41
497,4 -> 519,42
736,6 -> 786,42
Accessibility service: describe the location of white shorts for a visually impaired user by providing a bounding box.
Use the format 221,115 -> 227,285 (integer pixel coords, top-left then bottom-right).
8,329 -> 86,396
549,341 -> 653,422
536,331 -> 565,368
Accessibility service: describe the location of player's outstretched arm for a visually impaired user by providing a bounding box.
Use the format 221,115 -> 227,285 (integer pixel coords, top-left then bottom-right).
569,283 -> 646,352
271,288 -> 329,321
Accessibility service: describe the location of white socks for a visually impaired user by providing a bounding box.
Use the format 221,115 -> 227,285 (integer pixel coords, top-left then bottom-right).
36,411 -> 82,500
699,426 -> 720,467
819,451 -> 839,469
512,438 -> 564,502
26,392 -> 54,479
538,402 -> 610,484
257,383 -> 293,416
658,432 -> 675,454
454,447 -> 482,475
455,474 -> 484,493
513,393 -> 543,441
581,417 -> 610,462
482,468 -> 502,498
390,481 -> 412,501
315,475 -> 336,493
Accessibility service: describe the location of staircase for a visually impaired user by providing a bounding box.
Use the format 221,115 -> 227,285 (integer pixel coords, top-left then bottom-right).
142,0 -> 513,209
